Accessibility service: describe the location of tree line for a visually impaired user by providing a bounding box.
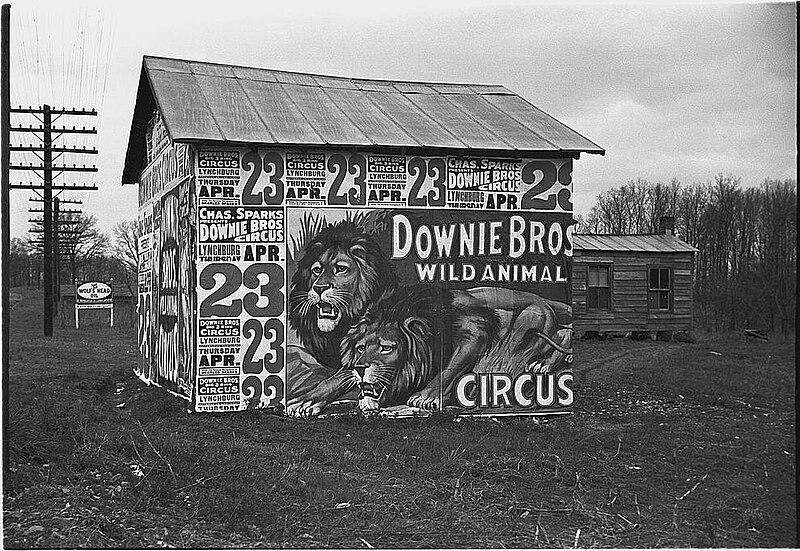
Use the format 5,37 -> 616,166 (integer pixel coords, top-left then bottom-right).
576,175 -> 797,334
8,215 -> 138,298
9,174 -> 796,335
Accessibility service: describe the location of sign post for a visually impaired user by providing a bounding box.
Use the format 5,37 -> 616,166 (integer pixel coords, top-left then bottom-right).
74,280 -> 114,328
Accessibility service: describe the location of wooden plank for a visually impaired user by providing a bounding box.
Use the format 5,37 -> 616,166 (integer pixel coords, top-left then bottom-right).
365,91 -> 466,148
238,79 -> 321,144
324,88 -> 417,147
577,312 -> 616,320
649,312 -> 690,320
193,74 -> 271,143
614,272 -> 646,281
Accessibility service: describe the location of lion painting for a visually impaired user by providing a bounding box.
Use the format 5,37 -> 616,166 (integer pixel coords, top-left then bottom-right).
406,287 -> 573,411
287,285 -> 500,416
287,221 -> 398,371
284,219 -> 573,416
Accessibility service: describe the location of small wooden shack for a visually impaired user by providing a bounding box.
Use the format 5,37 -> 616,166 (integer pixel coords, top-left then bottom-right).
572,219 -> 697,337
120,55 -> 605,415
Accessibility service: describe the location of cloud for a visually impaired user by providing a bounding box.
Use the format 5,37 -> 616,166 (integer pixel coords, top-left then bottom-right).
7,1 -> 796,237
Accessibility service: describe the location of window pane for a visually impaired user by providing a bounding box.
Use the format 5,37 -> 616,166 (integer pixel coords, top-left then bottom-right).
649,268 -> 658,290
659,291 -> 670,309
661,269 -> 670,289
598,288 -> 610,309
649,291 -> 658,309
588,266 -> 598,287
598,266 -> 609,287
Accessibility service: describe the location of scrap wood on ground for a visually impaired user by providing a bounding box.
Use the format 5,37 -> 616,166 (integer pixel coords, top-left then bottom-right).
3,287 -> 796,549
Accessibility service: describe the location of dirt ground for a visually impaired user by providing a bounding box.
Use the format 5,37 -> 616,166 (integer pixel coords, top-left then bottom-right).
3,287 -> 796,548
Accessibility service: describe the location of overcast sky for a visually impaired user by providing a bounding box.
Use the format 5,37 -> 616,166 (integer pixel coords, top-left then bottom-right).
7,0 -> 797,238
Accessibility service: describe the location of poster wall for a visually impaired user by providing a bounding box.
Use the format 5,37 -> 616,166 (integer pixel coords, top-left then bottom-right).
195,151 -> 286,412
135,177 -> 195,398
192,147 -> 574,416
135,113 -> 195,397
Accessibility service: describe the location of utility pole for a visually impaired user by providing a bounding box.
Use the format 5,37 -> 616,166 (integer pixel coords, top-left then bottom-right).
53,197 -> 60,312
9,106 -> 98,336
29,205 -> 81,302
2,2 -> 11,473
42,105 -> 53,332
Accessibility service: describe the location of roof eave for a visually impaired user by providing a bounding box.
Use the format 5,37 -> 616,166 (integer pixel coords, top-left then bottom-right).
121,60 -> 170,185
171,136 -> 603,157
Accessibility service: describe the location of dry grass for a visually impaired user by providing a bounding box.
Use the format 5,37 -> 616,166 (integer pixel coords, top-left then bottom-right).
3,287 -> 796,548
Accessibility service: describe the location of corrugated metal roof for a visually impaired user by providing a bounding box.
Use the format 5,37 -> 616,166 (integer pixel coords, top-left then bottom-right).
123,56 -> 604,184
574,234 -> 698,253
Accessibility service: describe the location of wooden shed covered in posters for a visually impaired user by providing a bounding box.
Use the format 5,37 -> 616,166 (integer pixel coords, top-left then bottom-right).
572,217 -> 698,337
121,55 -> 604,417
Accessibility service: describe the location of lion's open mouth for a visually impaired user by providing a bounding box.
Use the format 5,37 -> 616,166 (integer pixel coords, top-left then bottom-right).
359,382 -> 384,400
317,302 -> 339,319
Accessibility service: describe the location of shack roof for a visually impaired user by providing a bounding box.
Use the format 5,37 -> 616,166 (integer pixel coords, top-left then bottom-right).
574,234 -> 698,254
122,56 -> 604,184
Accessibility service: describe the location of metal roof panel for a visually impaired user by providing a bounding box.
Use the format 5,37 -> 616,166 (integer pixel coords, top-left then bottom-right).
323,88 -> 418,146
484,94 -> 604,153
468,84 -> 513,95
123,56 -> 605,184
404,93 -> 512,149
364,91 -> 466,148
231,66 -> 279,82
147,69 -> 223,140
238,79 -> 323,144
189,62 -> 235,77
284,84 -> 370,145
351,79 -> 399,92
392,82 -> 437,94
444,94 -> 556,150
273,71 -> 321,87
312,75 -> 359,90
574,234 -> 698,253
194,74 -> 271,143
145,57 -> 191,73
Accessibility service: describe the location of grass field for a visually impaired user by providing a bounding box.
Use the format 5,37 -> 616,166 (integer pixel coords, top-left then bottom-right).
3,287 -> 796,548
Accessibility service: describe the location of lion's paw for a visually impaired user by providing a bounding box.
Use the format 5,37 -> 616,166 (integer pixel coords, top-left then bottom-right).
407,391 -> 441,411
526,360 -> 550,373
285,400 -> 326,417
358,396 -> 381,413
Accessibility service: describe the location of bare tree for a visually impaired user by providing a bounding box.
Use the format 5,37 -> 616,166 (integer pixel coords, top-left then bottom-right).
111,220 -> 140,296
8,237 -> 35,287
581,175 -> 797,334
26,212 -> 109,283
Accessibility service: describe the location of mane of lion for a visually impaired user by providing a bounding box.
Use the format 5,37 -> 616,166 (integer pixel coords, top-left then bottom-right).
288,221 -> 398,369
340,285 -> 455,407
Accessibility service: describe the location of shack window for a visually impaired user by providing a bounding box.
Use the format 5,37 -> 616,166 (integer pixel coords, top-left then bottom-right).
587,265 -> 611,310
649,267 -> 672,310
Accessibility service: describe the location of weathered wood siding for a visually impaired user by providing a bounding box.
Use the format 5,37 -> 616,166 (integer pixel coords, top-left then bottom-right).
573,250 -> 694,333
